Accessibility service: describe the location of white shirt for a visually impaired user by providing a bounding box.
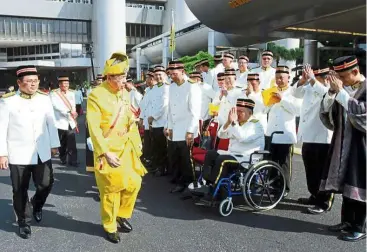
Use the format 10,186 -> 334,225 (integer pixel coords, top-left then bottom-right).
0,91 -> 60,165
75,90 -> 84,105
167,79 -> 202,141
149,83 -> 169,128
139,86 -> 154,130
266,86 -> 301,144
198,82 -> 216,121
236,69 -> 250,89
50,89 -> 77,130
252,67 -> 276,90
213,88 -> 243,126
293,81 -> 333,144
246,91 -> 267,132
207,63 -> 225,92
129,88 -> 143,111
217,118 -> 265,164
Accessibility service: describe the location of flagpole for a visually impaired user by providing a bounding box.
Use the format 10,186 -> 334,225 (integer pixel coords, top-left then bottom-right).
170,8 -> 174,60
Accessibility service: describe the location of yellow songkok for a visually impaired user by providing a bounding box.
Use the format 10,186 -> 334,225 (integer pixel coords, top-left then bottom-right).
103,51 -> 129,76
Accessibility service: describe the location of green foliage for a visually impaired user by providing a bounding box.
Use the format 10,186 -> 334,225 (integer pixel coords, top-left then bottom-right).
179,51 -> 214,73
267,42 -> 304,65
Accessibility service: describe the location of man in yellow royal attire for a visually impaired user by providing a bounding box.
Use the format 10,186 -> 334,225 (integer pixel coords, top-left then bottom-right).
86,52 -> 147,244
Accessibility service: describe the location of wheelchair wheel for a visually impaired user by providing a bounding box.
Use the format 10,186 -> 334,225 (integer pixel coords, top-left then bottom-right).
243,160 -> 286,211
218,198 -> 234,217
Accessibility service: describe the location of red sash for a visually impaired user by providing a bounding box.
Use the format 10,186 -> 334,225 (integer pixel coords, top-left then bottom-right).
56,91 -> 79,133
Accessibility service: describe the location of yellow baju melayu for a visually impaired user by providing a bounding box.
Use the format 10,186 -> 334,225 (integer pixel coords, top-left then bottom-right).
86,52 -> 147,233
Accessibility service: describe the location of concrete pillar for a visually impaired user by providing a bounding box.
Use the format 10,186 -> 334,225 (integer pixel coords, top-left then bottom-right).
303,40 -> 318,66
208,29 -> 215,56
162,37 -> 169,67
136,48 -> 141,81
93,0 -> 126,73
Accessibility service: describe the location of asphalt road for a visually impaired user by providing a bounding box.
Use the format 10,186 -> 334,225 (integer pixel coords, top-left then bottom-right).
0,115 -> 364,252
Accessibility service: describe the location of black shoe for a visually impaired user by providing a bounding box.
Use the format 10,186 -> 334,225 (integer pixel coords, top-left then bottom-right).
31,198 -> 42,223
61,160 -> 67,165
297,196 -> 316,205
19,225 -> 31,239
338,232 -> 366,242
106,231 -> 120,243
307,206 -> 326,215
170,185 -> 185,193
116,217 -> 133,233
328,222 -> 351,232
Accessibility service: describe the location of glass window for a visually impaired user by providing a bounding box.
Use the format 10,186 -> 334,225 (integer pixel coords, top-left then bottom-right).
54,20 -> 60,33
21,47 -> 27,55
35,45 -> 40,54
4,18 -> 10,35
131,24 -> 136,37
14,47 -> 20,56
30,20 -> 36,37
60,20 -> 66,33
66,21 -> 72,34
0,18 -> 4,35
82,22 -> 87,34
17,21 -> 22,35
10,18 -> 16,35
23,21 -> 28,33
43,45 -> 50,54
71,21 -> 77,34
77,21 -> 83,34
42,22 -> 47,34
51,44 -> 59,53
28,46 -> 35,55
7,48 -> 13,57
36,21 -> 42,35
146,25 -> 151,37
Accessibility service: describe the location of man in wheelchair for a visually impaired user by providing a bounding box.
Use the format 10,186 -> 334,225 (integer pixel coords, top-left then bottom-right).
189,98 -> 265,196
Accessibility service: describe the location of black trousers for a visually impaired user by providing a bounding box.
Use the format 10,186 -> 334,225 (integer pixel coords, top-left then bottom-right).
203,150 -> 239,185
143,129 -> 153,161
268,140 -> 293,192
167,140 -> 174,176
341,196 -> 366,233
171,141 -> 195,186
302,142 -> 334,210
151,127 -> 167,172
9,157 -> 54,226
76,104 -> 82,116
58,126 -> 77,164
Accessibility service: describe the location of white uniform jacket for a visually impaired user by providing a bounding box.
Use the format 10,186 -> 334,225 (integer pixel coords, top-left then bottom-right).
236,70 -> 250,89
293,81 -> 333,144
50,89 -> 77,130
129,88 -> 143,112
0,91 -> 60,165
252,67 -> 276,90
245,91 -> 267,133
217,118 -> 265,164
149,83 -> 169,128
167,79 -> 202,141
139,86 -> 154,130
199,82 -> 216,121
266,87 -> 301,144
207,64 -> 225,92
213,88 -> 243,126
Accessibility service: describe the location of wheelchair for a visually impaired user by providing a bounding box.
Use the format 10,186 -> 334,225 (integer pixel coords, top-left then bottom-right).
191,131 -> 286,217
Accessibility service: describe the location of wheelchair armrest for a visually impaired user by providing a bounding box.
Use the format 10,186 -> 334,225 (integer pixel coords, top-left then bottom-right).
253,150 -> 271,155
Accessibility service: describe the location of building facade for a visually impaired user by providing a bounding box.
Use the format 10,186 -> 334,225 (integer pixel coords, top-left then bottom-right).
0,0 -> 169,88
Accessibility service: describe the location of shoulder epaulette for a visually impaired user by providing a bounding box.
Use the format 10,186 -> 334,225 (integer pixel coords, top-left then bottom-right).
1,92 -> 16,98
250,119 -> 259,123
188,78 -> 196,84
37,90 -> 48,96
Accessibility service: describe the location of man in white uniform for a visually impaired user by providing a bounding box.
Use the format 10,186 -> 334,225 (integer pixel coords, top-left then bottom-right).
0,65 -> 60,239
139,69 -> 156,167
236,55 -> 250,89
148,65 -> 170,176
207,54 -> 225,92
244,73 -> 267,132
252,51 -> 276,90
167,60 -> 202,193
50,76 -> 79,166
189,71 -> 216,131
125,75 -> 143,118
191,98 -> 264,195
265,66 -> 301,196
293,64 -> 334,214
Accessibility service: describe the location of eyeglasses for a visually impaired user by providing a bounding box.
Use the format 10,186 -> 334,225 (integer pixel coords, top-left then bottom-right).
109,75 -> 127,82
24,79 -> 40,84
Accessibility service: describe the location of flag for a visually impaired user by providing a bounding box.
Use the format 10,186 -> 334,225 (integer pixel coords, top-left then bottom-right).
169,9 -> 175,53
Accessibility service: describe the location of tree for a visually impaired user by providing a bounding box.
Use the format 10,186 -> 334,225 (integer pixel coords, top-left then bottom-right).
267,42 -> 304,65
179,51 -> 214,73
